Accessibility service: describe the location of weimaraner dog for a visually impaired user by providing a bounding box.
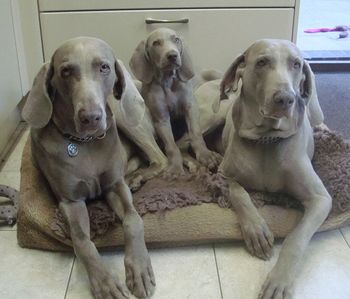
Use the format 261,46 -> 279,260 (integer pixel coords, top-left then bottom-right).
22,37 -> 159,299
129,27 -> 221,177
196,39 -> 330,299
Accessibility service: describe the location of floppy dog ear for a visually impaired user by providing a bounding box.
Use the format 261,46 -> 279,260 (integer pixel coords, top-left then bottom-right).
220,54 -> 245,101
300,60 -> 324,126
177,41 -> 195,82
129,40 -> 153,84
300,60 -> 314,104
211,54 -> 245,113
22,63 -> 54,128
115,59 -> 145,126
113,60 -> 126,100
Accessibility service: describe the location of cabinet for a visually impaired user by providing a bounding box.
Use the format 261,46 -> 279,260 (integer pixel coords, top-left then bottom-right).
0,0 -> 23,156
39,1 -> 297,73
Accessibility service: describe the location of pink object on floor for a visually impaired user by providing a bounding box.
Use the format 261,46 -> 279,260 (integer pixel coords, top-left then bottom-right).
304,25 -> 349,33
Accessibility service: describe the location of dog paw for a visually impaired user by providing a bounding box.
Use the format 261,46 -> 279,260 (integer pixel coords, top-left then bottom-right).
258,268 -> 294,299
88,267 -> 129,299
162,163 -> 185,180
125,250 -> 155,298
241,217 -> 274,260
196,148 -> 222,171
126,173 -> 144,192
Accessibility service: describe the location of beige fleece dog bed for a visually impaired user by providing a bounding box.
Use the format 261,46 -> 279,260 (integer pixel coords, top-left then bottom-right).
17,128 -> 350,251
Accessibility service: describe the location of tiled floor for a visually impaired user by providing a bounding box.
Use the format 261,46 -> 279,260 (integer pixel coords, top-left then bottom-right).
297,0 -> 350,52
1,127 -> 350,299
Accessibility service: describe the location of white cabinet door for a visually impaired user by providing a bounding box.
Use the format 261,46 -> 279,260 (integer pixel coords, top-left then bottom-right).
39,0 -> 295,11
40,9 -> 293,73
0,0 -> 22,155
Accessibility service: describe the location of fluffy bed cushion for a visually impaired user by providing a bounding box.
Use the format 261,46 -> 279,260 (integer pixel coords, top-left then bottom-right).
17,128 -> 350,251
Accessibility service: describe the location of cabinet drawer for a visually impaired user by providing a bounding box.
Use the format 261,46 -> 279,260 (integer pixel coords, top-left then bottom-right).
39,0 -> 295,11
40,9 -> 293,72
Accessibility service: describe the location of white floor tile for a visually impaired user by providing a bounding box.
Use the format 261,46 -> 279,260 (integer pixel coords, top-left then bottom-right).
294,230 -> 350,299
0,171 -> 20,190
0,230 -> 74,299
215,230 -> 350,299
67,245 -> 222,299
215,240 -> 279,299
340,226 -> 350,245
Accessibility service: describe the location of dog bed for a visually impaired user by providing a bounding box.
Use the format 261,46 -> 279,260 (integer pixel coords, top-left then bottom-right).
17,128 -> 350,251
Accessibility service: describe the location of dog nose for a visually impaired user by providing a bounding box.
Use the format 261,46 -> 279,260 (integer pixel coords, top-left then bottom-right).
167,52 -> 178,62
78,109 -> 102,126
273,91 -> 295,110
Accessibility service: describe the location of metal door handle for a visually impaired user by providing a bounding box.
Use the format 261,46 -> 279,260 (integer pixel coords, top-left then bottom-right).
145,18 -> 189,24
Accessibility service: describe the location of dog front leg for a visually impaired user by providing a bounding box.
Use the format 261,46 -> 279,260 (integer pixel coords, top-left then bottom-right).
184,98 -> 222,170
227,178 -> 274,260
259,164 -> 332,299
154,119 -> 184,177
59,200 -> 129,299
106,180 -> 155,299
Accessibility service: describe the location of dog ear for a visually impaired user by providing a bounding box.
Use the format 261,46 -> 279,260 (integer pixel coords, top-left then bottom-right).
211,54 -> 245,113
177,41 -> 195,82
300,60 -> 315,104
300,60 -> 324,126
113,59 -> 126,100
22,63 -> 54,128
220,54 -> 245,101
115,60 -> 145,126
129,40 -> 153,84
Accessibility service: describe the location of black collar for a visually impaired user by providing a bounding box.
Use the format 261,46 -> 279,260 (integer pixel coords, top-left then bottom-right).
243,136 -> 284,145
62,132 -> 106,143
51,120 -> 107,143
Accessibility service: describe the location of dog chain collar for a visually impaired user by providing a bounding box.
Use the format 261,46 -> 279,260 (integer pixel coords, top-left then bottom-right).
245,135 -> 284,145
64,132 -> 106,157
63,132 -> 106,143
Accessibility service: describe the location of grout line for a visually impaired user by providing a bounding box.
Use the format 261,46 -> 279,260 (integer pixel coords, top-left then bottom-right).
213,244 -> 224,299
64,256 -> 76,299
0,123 -> 27,172
339,229 -> 350,249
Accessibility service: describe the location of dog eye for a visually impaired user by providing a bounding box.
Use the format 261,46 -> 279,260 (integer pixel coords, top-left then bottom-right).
174,37 -> 181,44
256,59 -> 267,67
100,63 -> 110,74
293,61 -> 301,69
60,67 -> 72,78
152,40 -> 161,47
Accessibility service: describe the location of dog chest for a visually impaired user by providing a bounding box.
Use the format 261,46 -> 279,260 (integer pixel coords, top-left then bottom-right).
221,139 -> 287,192
32,128 -> 124,201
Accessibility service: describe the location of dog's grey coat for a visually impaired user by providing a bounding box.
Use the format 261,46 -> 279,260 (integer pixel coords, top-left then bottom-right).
220,40 -> 330,299
22,37 -> 158,299
130,28 -> 221,177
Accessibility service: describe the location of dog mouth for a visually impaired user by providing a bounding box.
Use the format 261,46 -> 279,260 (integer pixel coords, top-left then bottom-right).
161,61 -> 180,70
259,104 -> 293,119
76,124 -> 102,136
260,109 -> 287,119
74,115 -> 107,137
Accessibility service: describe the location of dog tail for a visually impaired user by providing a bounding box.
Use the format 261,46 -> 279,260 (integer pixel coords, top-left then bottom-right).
193,69 -> 222,90
200,69 -> 223,82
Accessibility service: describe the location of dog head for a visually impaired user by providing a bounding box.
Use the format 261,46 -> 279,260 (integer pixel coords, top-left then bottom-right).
129,28 -> 194,83
220,39 -> 321,124
23,37 -> 144,135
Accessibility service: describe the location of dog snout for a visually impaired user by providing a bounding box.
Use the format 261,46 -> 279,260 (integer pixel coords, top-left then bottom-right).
273,91 -> 295,110
167,51 -> 178,63
78,109 -> 102,127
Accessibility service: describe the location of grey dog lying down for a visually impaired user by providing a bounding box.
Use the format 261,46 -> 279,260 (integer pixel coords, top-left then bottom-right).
195,39 -> 330,299
22,37 -> 160,299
